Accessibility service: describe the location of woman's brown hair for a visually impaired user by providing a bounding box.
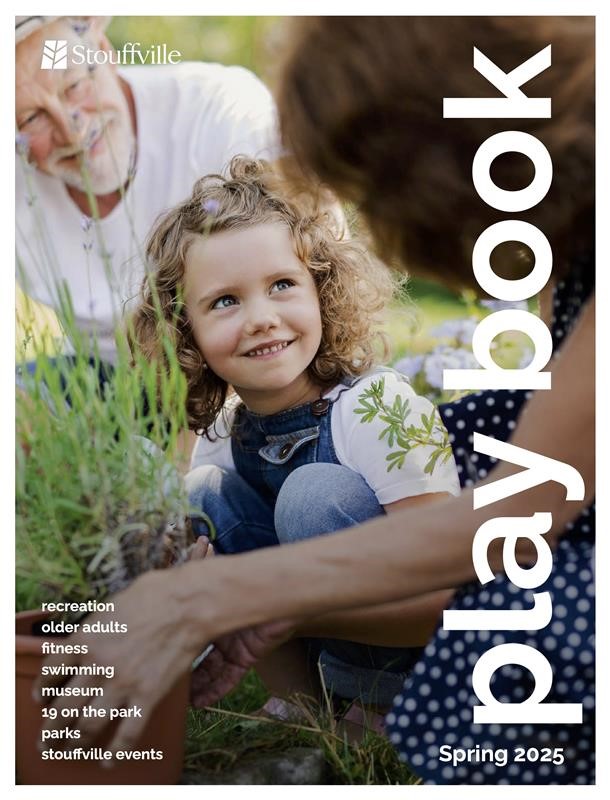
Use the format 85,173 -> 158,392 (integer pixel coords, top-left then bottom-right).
130,157 -> 396,434
277,17 -> 594,291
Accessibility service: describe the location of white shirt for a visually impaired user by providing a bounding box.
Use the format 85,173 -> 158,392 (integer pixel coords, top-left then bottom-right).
191,369 -> 461,505
16,62 -> 278,362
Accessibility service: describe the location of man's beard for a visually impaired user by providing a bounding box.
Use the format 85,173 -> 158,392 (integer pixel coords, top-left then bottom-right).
46,113 -> 136,196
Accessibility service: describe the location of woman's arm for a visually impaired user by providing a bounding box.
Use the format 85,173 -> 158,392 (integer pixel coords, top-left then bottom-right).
296,589 -> 454,647
295,492 -> 455,647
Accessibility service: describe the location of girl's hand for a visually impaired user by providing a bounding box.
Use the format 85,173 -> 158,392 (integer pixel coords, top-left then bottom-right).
188,534 -> 214,561
190,619 -> 296,708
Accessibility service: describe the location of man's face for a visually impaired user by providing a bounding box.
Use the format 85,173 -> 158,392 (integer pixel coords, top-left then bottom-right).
16,20 -> 135,195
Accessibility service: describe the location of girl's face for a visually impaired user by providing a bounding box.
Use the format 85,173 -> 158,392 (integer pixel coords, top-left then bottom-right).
184,222 -> 323,414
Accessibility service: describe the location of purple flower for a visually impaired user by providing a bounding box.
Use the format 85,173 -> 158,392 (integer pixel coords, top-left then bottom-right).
393,354 -> 424,380
85,126 -> 101,148
70,110 -> 84,132
202,198 -> 220,216
429,317 -> 478,346
480,299 -> 528,312
70,19 -> 90,36
15,132 -> 30,156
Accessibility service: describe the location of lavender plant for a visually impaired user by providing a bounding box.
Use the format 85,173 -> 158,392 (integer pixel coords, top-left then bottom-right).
16,314 -> 192,613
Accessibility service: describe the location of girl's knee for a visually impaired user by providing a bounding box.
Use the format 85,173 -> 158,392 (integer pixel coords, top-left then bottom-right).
274,463 -> 382,544
184,464 -> 230,538
185,465 -> 277,552
184,464 -> 228,506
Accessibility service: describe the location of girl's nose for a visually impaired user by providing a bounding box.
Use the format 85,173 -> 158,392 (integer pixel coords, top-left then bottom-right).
243,303 -> 281,336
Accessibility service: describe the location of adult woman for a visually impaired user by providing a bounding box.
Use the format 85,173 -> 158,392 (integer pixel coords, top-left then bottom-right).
271,17 -> 594,783
39,17 -> 595,785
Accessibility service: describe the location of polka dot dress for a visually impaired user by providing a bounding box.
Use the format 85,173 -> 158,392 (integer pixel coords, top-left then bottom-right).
386,255 -> 595,784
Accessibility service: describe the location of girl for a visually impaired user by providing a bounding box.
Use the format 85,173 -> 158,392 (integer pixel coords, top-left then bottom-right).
131,156 -> 460,718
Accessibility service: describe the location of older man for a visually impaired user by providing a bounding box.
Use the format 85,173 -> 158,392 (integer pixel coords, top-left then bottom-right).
16,16 -> 278,363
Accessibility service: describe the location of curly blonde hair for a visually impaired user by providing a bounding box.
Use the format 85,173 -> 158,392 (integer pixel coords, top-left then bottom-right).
130,157 -> 397,434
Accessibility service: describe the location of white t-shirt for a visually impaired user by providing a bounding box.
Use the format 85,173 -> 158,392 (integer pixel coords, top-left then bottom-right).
16,62 -> 278,362
191,369 -> 461,505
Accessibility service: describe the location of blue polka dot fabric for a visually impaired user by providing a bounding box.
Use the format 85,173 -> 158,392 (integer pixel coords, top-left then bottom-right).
386,255 -> 595,784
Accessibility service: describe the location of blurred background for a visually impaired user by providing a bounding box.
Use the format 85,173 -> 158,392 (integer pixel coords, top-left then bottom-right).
17,17 -> 530,394
109,16 -> 285,85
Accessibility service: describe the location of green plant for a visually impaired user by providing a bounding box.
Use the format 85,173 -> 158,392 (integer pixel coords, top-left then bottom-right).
16,312 -> 192,613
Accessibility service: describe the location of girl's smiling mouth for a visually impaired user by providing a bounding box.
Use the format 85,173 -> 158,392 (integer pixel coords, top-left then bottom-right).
243,339 -> 294,359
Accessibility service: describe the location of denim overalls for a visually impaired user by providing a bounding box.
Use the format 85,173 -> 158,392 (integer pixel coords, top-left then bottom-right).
231,392 -> 340,505
186,379 -> 424,705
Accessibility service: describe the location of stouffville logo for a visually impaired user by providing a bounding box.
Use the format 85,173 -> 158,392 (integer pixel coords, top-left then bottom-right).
41,40 -> 68,70
39,40 -> 182,68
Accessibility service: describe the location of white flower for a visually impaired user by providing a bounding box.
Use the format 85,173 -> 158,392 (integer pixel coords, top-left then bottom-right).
424,347 -> 479,389
429,317 -> 478,346
393,354 -> 424,380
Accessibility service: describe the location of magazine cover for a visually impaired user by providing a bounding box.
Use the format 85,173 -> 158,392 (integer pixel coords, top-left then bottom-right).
14,12 -> 595,787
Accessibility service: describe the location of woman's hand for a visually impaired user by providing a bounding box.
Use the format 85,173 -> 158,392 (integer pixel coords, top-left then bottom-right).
35,567 -> 207,755
186,536 -> 296,707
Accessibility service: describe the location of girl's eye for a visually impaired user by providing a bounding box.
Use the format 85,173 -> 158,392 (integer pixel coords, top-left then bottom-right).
211,295 -> 237,310
271,279 -> 295,293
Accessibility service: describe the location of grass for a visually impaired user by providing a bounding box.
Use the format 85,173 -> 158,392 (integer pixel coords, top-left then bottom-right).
184,670 -> 419,785
16,285 -> 64,361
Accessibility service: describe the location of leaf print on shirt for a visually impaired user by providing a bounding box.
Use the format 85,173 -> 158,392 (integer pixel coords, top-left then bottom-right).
354,377 -> 452,474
